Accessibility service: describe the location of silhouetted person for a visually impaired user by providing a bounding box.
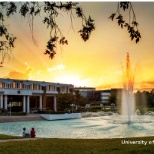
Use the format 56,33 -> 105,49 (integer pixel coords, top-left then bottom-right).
30,128 -> 36,138
22,128 -> 30,137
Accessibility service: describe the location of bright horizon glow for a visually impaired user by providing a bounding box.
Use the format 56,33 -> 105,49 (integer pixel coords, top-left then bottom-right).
1,2 -> 154,91
56,74 -> 88,87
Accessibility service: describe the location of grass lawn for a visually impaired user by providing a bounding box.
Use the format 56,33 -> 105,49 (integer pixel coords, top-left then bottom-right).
0,134 -> 23,139
1,135 -> 154,154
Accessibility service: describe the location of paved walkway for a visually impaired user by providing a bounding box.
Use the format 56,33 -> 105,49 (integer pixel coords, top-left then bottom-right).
0,137 -> 42,142
0,114 -> 45,123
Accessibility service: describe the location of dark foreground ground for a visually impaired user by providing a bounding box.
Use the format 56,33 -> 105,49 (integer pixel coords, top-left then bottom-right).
0,136 -> 154,154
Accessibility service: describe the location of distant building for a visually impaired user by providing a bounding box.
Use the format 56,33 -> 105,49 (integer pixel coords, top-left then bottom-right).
94,88 -> 122,105
73,87 -> 95,99
74,87 -> 122,106
74,87 -> 112,104
94,89 -> 111,104
0,78 -> 74,113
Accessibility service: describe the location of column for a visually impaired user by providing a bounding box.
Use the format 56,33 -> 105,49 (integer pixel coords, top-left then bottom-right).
23,96 -> 26,112
39,95 -> 42,110
54,96 -> 57,112
4,95 -> 7,110
27,96 -> 30,113
42,86 -> 46,110
0,95 -> 3,108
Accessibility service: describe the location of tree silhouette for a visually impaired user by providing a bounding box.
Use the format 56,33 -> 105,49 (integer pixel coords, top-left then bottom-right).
0,2 -> 140,65
0,2 -> 95,65
109,2 -> 141,44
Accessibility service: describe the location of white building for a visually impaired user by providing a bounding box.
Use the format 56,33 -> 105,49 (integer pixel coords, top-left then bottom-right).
0,78 -> 74,113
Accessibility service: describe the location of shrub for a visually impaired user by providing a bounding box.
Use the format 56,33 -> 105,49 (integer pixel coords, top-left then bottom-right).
44,110 -> 55,114
11,112 -> 27,116
91,106 -> 101,109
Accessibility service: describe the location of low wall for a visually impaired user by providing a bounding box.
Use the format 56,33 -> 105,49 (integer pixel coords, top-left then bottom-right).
0,115 -> 44,123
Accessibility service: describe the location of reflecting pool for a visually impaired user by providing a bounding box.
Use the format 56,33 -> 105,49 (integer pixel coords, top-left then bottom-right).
1,115 -> 154,139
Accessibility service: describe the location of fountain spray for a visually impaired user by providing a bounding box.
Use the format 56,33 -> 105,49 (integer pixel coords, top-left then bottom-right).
121,53 -> 135,122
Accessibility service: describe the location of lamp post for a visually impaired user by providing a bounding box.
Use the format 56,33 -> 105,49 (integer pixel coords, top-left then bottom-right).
7,98 -> 13,116
70,104 -> 75,113
85,104 -> 90,111
8,102 -> 13,116
100,104 -> 103,110
111,103 -> 115,109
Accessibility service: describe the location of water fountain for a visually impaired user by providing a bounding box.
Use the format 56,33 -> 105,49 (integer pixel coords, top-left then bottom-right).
1,53 -> 154,139
121,52 -> 135,122
0,113 -> 154,139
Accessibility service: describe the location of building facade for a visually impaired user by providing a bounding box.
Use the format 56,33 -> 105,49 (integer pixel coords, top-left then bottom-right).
73,87 -> 95,99
94,90 -> 111,104
0,78 -> 74,113
74,87 -> 122,106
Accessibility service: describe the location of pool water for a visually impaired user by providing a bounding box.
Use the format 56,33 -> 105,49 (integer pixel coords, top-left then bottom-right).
0,116 -> 154,139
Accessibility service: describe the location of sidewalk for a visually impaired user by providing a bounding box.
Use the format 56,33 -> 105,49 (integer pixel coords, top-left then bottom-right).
0,114 -> 45,123
0,137 -> 41,142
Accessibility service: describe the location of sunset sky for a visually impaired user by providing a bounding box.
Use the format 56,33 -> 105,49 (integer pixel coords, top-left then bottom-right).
1,2 -> 154,91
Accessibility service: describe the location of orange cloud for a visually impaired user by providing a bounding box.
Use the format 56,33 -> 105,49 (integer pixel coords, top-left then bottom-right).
47,64 -> 66,72
4,68 -> 33,80
137,81 -> 154,91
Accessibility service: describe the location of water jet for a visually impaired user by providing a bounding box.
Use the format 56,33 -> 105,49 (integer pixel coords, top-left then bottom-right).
121,52 -> 135,122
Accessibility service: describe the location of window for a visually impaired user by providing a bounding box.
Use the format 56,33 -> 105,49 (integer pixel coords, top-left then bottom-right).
5,83 -> 8,88
19,83 -> 22,89
2,82 -> 5,88
10,83 -> 13,88
39,85 -> 42,90
27,85 -> 30,89
13,82 -> 17,88
51,86 -> 55,91
37,84 -> 40,90
0,82 -> 2,88
57,87 -> 60,93
66,87 -> 69,92
16,83 -> 20,88
32,84 -> 34,90
12,102 -> 22,106
22,83 -> 25,89
47,85 -> 50,91
25,85 -> 30,89
61,86 -> 65,92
